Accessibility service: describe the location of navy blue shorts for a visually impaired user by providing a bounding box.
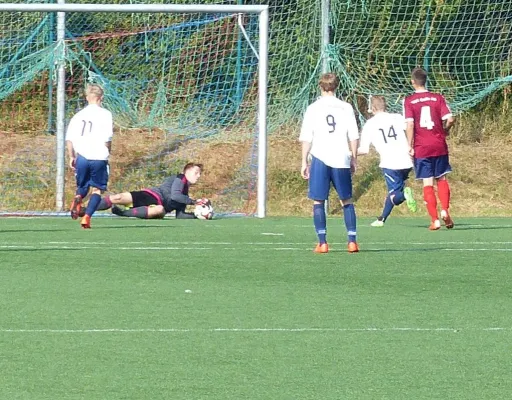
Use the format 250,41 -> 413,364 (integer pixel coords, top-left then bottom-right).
382,168 -> 412,193
414,155 -> 452,180
308,156 -> 352,201
75,154 -> 109,191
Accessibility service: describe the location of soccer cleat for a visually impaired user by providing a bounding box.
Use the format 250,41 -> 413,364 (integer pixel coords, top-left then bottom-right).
429,219 -> 441,231
404,187 -> 417,213
80,215 -> 91,229
347,242 -> 359,253
441,210 -> 454,229
371,219 -> 384,227
69,195 -> 82,220
111,205 -> 123,216
314,243 -> 329,254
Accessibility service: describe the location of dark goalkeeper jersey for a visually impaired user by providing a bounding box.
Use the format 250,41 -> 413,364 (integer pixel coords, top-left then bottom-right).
149,174 -> 194,212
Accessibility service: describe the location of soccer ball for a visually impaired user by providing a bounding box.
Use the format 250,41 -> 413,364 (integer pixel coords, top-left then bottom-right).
194,200 -> 213,220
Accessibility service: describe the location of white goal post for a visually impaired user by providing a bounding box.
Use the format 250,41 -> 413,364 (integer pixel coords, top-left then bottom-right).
0,2 -> 269,218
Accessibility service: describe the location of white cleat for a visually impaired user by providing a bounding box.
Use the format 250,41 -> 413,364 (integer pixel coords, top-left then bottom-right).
371,219 -> 384,227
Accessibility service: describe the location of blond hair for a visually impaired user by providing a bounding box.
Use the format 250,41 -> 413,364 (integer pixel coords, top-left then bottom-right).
319,73 -> 339,93
370,95 -> 387,113
85,84 -> 104,100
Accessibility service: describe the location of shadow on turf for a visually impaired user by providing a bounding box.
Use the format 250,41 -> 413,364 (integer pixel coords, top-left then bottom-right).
327,248 -> 447,253
0,229 -> 67,233
0,248 -> 82,252
99,225 -> 178,229
408,224 -> 512,231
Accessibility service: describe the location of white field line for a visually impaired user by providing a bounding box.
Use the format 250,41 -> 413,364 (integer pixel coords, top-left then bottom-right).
0,327 -> 510,334
25,241 -> 512,245
1,245 -> 511,252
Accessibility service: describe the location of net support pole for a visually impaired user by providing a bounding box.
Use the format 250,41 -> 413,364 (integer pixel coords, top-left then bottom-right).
321,0 -> 330,74
55,0 -> 66,211
321,0 -> 330,215
256,6 -> 269,218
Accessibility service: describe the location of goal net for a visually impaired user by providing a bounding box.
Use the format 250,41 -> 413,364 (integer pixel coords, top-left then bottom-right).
0,1 -> 270,216
0,1 -> 511,216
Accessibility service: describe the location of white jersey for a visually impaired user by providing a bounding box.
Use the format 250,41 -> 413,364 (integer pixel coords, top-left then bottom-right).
299,95 -> 359,168
65,104 -> 113,161
358,112 -> 413,170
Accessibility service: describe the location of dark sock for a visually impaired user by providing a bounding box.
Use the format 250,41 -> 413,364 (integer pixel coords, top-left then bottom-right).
96,196 -> 112,211
76,188 -> 88,199
343,203 -> 357,243
313,203 -> 327,244
115,206 -> 149,219
85,194 -> 101,217
381,196 -> 394,222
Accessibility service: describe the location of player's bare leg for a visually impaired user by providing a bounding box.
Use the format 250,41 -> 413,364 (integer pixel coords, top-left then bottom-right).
313,200 -> 328,253
340,198 -> 358,253
436,176 -> 454,229
422,177 -> 440,230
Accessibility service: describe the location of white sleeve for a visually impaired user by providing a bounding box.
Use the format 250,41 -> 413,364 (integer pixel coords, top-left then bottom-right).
358,122 -> 372,154
347,106 -> 359,141
65,116 -> 79,143
299,107 -> 314,143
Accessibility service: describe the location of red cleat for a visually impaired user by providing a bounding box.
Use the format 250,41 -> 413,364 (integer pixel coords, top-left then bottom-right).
80,215 -> 91,229
347,242 -> 359,253
441,210 -> 454,229
314,243 -> 329,254
70,195 -> 82,220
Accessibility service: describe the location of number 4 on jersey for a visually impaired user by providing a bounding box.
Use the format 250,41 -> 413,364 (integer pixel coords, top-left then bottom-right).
420,106 -> 435,130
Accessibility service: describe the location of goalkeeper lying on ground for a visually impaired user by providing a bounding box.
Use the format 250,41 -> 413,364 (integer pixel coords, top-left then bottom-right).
95,162 -> 206,219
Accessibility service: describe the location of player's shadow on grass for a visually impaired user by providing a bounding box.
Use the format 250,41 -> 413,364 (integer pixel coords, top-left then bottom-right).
363,247 -> 448,253
409,224 -> 512,231
0,229 -> 67,233
0,248 -> 82,252
328,247 -> 447,253
99,225 -> 180,229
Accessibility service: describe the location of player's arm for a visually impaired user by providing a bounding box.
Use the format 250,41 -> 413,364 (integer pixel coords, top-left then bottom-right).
104,112 -> 114,153
299,108 -> 313,179
357,124 -> 371,156
443,116 -> 455,135
169,177 -> 196,205
347,107 -> 359,171
403,99 -> 415,155
301,141 -> 312,179
406,121 -> 414,147
440,95 -> 455,135
65,117 -> 77,169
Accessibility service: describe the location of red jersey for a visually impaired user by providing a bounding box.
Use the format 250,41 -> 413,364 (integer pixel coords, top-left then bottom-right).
403,90 -> 452,158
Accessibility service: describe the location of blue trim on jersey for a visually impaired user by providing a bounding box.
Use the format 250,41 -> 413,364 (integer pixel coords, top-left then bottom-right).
382,168 -> 412,193
75,154 -> 109,191
414,155 -> 452,180
308,156 -> 353,201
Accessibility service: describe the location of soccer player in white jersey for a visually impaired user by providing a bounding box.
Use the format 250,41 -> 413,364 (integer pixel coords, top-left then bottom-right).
358,96 -> 417,227
65,84 -> 113,229
299,73 -> 359,254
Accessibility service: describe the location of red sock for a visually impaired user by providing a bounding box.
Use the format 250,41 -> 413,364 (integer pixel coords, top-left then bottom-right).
423,186 -> 438,222
437,179 -> 451,211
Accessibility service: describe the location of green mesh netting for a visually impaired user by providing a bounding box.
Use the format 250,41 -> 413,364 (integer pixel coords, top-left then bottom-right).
0,0 -> 511,214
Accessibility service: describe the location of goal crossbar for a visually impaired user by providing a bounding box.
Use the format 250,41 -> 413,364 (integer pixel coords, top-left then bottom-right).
0,4 -> 268,14
0,3 -> 269,218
